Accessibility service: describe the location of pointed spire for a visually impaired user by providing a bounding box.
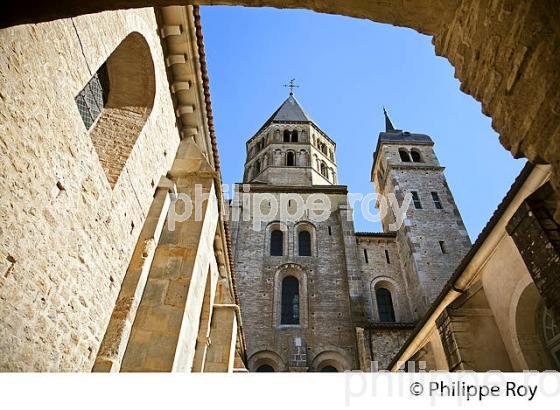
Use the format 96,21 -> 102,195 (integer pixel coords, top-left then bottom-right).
383,106 -> 396,132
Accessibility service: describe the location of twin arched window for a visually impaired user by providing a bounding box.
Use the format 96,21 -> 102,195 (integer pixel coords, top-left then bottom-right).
399,148 -> 423,163
270,230 -> 284,256
281,276 -> 300,325
376,287 -> 396,322
283,130 -> 298,142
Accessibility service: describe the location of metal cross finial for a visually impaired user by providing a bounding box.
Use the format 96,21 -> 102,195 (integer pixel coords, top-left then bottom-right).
283,78 -> 300,95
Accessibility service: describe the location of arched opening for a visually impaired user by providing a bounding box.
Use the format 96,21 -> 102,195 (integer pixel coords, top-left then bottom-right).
298,230 -> 311,256
256,364 -> 275,372
281,276 -> 299,325
255,159 -> 261,174
286,151 -> 295,166
270,230 -> 283,256
283,129 -> 290,142
80,32 -> 155,188
399,149 -> 411,162
291,130 -> 298,142
320,162 -> 328,178
376,287 -> 395,322
410,149 -> 422,162
320,365 -> 338,372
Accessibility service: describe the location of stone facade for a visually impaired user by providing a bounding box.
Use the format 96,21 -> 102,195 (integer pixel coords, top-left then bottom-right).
230,96 -> 471,371
0,5 -> 245,372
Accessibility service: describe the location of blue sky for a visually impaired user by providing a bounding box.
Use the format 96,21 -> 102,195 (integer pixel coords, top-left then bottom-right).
200,6 -> 525,239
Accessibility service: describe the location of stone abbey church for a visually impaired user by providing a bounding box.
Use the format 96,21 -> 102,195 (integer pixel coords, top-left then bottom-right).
1,4 -> 559,373
229,92 -> 473,371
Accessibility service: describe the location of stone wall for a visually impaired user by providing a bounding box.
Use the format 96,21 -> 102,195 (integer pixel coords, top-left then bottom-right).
230,187 -> 357,371
0,9 -> 179,370
376,142 -> 472,317
356,234 -> 414,323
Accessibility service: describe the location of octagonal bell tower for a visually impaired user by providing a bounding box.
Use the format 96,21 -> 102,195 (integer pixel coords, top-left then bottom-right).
243,93 -> 338,186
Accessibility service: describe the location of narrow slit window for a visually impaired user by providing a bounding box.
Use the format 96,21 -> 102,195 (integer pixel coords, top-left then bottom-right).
363,248 -> 369,264
328,226 -> 332,236
384,249 -> 390,264
439,240 -> 447,254
411,191 -> 422,209
431,192 -> 443,209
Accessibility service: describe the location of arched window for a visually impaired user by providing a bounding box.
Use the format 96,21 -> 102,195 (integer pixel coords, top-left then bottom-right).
320,365 -> 338,372
320,162 -> 328,178
298,230 -> 311,256
281,276 -> 299,325
270,230 -> 283,256
321,144 -> 328,155
411,149 -> 422,162
291,130 -> 298,142
399,149 -> 411,162
286,151 -> 295,166
283,130 -> 290,142
75,33 -> 155,188
255,159 -> 261,174
256,364 -> 275,372
376,288 -> 396,322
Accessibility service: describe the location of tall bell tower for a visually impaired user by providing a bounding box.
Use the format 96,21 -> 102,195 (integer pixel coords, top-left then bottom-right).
230,88 -> 361,372
243,92 -> 338,186
370,109 -> 472,316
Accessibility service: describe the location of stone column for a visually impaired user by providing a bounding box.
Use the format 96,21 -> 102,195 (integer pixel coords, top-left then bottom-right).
119,138 -> 220,372
93,177 -> 174,372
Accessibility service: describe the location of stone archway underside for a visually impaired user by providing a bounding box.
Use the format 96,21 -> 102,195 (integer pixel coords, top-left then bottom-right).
4,0 -> 560,218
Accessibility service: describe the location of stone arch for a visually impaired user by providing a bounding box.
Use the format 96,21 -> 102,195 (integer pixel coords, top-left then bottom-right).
510,280 -> 555,370
399,148 -> 411,162
294,221 -> 317,257
410,148 -> 423,162
273,263 -> 308,328
286,150 -> 296,166
311,350 -> 352,372
369,277 -> 402,322
265,221 -> 288,257
248,350 -> 285,372
86,31 -> 155,188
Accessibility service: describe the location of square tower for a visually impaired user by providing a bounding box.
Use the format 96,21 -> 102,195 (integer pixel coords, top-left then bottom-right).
371,110 -> 471,317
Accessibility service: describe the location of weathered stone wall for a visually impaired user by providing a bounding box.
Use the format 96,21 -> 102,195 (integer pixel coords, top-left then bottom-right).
230,188 -> 357,371
366,327 -> 414,370
356,235 -> 414,322
376,142 -> 471,317
0,9 -> 179,370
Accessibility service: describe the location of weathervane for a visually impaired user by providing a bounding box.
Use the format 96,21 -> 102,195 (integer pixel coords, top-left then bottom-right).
283,78 -> 300,95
